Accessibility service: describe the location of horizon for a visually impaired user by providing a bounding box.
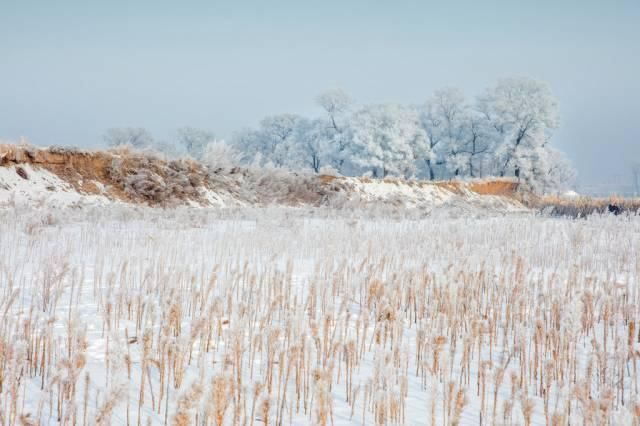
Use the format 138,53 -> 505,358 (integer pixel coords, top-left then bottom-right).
1,1 -> 639,194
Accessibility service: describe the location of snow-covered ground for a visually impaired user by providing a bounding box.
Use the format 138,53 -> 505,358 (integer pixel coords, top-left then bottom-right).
0,164 -> 111,208
340,179 -> 527,216
0,158 -> 527,214
0,206 -> 638,425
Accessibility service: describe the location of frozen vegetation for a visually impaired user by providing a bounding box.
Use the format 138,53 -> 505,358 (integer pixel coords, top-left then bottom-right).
0,206 -> 638,425
0,144 -> 528,214
102,77 -> 575,195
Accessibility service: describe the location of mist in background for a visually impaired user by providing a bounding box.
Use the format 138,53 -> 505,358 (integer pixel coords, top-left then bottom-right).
1,0 -> 638,194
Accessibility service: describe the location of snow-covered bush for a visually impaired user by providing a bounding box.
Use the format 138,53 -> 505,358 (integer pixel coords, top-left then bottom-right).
201,140 -> 240,173
107,150 -> 205,204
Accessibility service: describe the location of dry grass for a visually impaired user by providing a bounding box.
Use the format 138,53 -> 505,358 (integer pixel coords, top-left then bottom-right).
534,195 -> 640,217
318,174 -> 339,184
0,144 -> 209,205
0,207 -> 638,424
434,181 -> 465,195
469,179 -> 520,196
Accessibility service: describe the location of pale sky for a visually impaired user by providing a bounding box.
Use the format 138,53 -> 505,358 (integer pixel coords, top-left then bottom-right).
1,0 -> 638,192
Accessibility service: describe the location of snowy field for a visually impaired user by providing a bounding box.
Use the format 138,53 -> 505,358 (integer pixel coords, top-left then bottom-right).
0,207 -> 639,425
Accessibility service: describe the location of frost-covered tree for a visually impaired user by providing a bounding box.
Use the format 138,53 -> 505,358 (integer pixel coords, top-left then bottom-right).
232,114 -> 301,167
458,115 -> 493,178
315,89 -> 352,172
202,140 -> 240,172
436,88 -> 469,177
348,104 -> 426,178
418,101 -> 444,180
224,80 -> 573,192
542,147 -> 576,192
103,128 -> 154,149
175,127 -> 216,159
290,118 -> 334,172
515,141 -> 575,193
231,128 -> 264,165
477,77 -> 560,179
152,140 -> 182,158
260,114 -> 300,166
316,89 -> 352,133
418,88 -> 471,179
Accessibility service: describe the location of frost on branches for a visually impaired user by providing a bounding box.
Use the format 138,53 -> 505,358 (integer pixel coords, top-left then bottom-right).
229,78 -> 574,193
101,79 -> 575,195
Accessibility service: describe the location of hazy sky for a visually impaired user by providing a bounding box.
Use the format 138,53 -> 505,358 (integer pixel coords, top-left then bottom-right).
1,1 -> 638,191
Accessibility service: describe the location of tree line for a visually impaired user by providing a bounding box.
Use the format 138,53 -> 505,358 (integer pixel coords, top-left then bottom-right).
104,77 -> 575,193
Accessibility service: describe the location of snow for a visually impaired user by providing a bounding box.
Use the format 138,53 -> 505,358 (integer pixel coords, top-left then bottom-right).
0,206 -> 638,425
350,179 -> 449,204
342,178 -> 527,215
198,185 -> 231,207
0,164 -> 110,208
0,162 -> 527,214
